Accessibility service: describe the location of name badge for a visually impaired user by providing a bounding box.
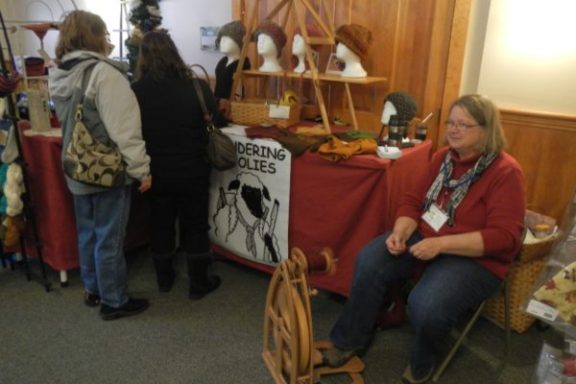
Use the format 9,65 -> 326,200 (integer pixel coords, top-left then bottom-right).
422,203 -> 448,232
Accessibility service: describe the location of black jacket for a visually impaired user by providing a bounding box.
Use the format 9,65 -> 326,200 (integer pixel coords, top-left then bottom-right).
132,76 -> 227,179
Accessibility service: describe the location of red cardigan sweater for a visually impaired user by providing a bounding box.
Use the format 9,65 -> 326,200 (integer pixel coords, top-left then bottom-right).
396,146 -> 526,279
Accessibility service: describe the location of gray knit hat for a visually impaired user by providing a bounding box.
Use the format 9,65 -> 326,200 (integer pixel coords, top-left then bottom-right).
216,20 -> 246,50
384,92 -> 418,122
252,20 -> 287,58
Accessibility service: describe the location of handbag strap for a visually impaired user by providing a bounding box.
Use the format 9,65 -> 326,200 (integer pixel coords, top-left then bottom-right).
191,76 -> 215,131
74,61 -> 99,122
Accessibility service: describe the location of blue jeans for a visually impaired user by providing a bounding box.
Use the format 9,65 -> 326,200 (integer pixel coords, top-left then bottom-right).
73,186 -> 132,308
329,231 -> 500,377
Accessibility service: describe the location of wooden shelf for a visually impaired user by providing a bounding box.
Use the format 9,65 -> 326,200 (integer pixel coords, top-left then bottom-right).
242,69 -> 388,85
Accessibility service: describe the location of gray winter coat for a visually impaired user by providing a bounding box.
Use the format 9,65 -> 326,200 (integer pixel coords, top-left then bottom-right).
49,51 -> 150,195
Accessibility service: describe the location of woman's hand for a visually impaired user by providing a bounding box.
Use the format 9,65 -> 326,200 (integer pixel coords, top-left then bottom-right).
409,237 -> 443,261
386,232 -> 407,256
138,175 -> 152,193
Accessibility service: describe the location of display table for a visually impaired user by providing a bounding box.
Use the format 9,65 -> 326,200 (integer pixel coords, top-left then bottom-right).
14,121 -> 150,285
213,139 -> 433,296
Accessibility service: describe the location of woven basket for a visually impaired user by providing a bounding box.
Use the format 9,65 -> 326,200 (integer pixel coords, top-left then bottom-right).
483,239 -> 555,333
230,99 -> 301,128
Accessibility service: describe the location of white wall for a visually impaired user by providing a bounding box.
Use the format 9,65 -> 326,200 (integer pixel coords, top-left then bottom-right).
474,0 -> 576,115
2,0 -> 233,75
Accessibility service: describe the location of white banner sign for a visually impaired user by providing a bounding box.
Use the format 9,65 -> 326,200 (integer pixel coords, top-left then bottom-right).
209,131 -> 291,266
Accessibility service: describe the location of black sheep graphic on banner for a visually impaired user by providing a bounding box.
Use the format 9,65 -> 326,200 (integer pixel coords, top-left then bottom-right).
212,172 -> 281,263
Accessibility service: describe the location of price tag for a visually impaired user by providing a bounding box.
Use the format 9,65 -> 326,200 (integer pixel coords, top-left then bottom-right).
269,105 -> 290,119
526,299 -> 558,321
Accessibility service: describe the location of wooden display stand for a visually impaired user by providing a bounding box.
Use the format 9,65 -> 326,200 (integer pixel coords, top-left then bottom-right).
263,247 -> 365,384
230,0 -> 387,133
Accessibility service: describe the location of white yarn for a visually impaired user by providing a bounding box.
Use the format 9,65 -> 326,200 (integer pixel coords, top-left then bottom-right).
4,163 -> 25,216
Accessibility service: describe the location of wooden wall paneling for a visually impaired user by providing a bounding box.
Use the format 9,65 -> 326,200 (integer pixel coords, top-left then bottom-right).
435,0 -> 473,149
501,110 -> 576,224
420,0 -> 456,148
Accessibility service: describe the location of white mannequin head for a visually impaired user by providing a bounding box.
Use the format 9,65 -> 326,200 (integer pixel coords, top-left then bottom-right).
219,35 -> 241,63
292,34 -> 306,56
381,101 -> 398,125
257,34 -> 283,72
292,34 -> 306,73
335,42 -> 367,78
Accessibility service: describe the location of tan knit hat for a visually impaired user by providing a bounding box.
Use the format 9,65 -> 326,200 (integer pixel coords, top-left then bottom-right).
335,24 -> 372,60
252,20 -> 287,58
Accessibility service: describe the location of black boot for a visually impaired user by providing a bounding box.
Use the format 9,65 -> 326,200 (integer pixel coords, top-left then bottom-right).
153,253 -> 175,292
186,252 -> 221,300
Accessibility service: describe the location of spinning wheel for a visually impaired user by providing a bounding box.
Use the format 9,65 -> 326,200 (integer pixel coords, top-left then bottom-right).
263,247 -> 365,383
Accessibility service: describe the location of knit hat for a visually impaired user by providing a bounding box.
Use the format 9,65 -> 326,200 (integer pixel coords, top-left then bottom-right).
384,92 -> 418,122
216,20 -> 246,50
335,24 -> 372,60
252,20 -> 287,58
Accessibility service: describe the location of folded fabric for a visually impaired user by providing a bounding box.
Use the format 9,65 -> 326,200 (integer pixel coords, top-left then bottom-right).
317,136 -> 377,162
534,261 -> 576,323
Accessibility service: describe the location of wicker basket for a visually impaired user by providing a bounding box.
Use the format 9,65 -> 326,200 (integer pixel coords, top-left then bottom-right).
230,99 -> 301,128
483,239 -> 555,333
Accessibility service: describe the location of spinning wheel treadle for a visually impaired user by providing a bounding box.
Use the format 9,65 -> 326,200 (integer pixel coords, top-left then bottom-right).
263,247 -> 365,383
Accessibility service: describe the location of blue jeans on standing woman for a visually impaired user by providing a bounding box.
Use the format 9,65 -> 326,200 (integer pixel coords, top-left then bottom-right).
329,231 -> 501,377
73,186 -> 132,308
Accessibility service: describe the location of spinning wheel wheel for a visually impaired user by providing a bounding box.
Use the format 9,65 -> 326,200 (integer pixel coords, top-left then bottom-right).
263,247 -> 365,383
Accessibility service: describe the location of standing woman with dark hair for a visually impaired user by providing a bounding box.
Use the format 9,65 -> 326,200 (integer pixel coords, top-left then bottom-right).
49,10 -> 152,320
132,31 -> 226,299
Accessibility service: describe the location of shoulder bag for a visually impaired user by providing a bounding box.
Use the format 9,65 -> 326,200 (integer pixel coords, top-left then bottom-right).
63,62 -> 126,188
190,66 -> 236,171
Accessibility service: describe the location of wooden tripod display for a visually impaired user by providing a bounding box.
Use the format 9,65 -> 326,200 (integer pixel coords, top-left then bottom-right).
231,0 -> 335,134
231,0 -> 388,134
263,247 -> 365,384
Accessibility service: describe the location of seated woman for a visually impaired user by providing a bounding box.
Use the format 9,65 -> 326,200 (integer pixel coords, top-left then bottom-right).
321,94 -> 526,383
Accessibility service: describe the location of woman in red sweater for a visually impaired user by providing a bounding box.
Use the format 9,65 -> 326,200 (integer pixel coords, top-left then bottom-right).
322,94 -> 525,383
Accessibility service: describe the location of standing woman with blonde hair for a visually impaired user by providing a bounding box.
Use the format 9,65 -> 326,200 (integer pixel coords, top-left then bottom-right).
132,31 -> 227,299
49,10 -> 152,320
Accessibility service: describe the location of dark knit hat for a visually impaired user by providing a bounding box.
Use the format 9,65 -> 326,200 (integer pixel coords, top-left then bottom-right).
216,20 -> 246,50
252,20 -> 287,58
335,24 -> 372,60
384,91 -> 418,122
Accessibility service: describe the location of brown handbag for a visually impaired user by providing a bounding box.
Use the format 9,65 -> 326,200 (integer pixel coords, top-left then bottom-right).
190,66 -> 236,171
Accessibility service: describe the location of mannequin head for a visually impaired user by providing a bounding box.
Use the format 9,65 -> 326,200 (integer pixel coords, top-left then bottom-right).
292,34 -> 306,57
335,24 -> 372,61
219,35 -> 240,56
336,42 -> 366,77
380,91 -> 418,124
257,34 -> 277,56
252,20 -> 287,58
216,20 -> 246,51
256,34 -> 283,72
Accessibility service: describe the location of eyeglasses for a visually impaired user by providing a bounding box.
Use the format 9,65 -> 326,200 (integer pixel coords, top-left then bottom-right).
444,120 -> 481,130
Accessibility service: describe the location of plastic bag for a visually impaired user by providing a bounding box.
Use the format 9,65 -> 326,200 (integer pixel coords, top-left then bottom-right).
525,192 -> 576,333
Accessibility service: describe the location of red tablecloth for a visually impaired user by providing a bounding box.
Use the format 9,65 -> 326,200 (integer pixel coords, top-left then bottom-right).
214,140 -> 432,296
15,121 -> 149,272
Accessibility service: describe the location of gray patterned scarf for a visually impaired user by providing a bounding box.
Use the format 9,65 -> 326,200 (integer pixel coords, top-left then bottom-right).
423,150 -> 498,226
